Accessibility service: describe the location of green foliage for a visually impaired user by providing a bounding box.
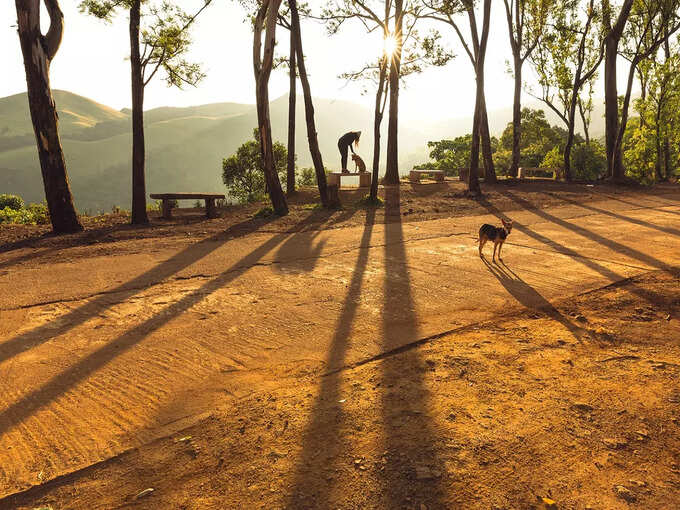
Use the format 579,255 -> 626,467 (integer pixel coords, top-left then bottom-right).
0,201 -> 49,225
499,108 -> 563,168
297,167 -> 316,187
541,142 -> 606,181
79,0 -> 211,89
622,118 -> 657,184
415,135 -> 473,175
0,194 -> 24,211
222,129 -> 287,204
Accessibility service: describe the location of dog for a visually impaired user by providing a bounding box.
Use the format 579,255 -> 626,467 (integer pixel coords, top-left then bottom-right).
478,218 -> 513,263
351,153 -> 367,173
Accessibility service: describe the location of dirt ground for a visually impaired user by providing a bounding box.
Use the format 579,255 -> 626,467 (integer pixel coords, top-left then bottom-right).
1,179 -> 679,509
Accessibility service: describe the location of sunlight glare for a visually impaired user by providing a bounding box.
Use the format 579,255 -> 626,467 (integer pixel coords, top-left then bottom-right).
384,34 -> 398,57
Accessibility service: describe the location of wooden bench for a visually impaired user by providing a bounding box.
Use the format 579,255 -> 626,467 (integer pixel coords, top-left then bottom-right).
327,172 -> 371,187
150,193 -> 225,219
518,167 -> 558,179
409,169 -> 445,182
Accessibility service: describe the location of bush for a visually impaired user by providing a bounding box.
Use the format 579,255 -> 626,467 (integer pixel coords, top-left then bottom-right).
0,201 -> 49,225
297,167 -> 316,187
0,194 -> 24,211
541,143 -> 606,181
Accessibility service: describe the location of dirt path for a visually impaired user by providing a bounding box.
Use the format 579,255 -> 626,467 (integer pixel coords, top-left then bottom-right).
0,187 -> 679,504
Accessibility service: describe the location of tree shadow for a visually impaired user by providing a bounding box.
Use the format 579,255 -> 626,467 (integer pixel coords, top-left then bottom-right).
0,213 -> 326,440
378,186 -> 446,507
0,216 -> 282,364
501,190 -> 674,274
285,208 -> 376,508
477,196 -> 671,308
481,257 -> 584,340
551,194 -> 680,237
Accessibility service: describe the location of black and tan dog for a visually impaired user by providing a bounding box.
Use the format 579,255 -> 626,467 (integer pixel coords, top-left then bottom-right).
478,218 -> 513,263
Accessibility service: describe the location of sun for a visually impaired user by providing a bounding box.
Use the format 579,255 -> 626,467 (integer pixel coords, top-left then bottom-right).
383,34 -> 398,57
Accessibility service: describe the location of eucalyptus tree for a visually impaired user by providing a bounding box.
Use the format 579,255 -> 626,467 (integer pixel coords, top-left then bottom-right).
614,0 -> 680,180
253,0 -> 289,214
502,0 -> 553,177
529,0 -> 603,181
15,0 -> 83,233
422,0 -> 494,193
80,0 -> 212,224
321,0 -> 451,199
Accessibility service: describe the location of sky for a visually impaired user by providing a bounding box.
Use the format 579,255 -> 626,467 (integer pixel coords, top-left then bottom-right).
1,1 -> 633,124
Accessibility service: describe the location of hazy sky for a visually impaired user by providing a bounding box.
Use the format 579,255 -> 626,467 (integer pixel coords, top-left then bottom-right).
1,1 -> 632,123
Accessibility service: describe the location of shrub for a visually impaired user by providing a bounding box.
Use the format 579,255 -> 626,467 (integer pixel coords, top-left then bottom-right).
0,201 -> 49,225
0,194 -> 24,211
297,167 -> 316,187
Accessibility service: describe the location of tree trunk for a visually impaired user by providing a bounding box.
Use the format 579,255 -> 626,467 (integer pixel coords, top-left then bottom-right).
469,79 -> 483,195
603,0 -> 633,180
563,96 -> 578,181
578,100 -> 591,145
384,0 -> 403,185
370,57 -> 388,202
289,0 -> 328,206
254,0 -> 288,216
286,28 -> 296,195
603,37 -> 620,179
510,54 -> 522,177
15,0 -> 82,234
480,96 -> 496,182
130,0 -> 149,224
655,119 -> 663,182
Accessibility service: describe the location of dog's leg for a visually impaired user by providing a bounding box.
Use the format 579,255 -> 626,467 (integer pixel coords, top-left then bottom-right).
498,241 -> 503,262
478,237 -> 486,257
492,242 -> 498,263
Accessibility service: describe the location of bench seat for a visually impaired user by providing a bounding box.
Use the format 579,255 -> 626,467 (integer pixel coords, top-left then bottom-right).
150,192 -> 225,219
327,172 -> 371,187
409,169 -> 445,182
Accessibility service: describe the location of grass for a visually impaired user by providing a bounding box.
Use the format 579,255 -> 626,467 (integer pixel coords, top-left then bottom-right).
355,194 -> 384,208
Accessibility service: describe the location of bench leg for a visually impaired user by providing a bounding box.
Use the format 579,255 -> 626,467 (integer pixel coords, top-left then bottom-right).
359,172 -> 371,187
435,173 -> 445,182
205,198 -> 217,219
162,199 -> 172,219
328,174 -> 340,186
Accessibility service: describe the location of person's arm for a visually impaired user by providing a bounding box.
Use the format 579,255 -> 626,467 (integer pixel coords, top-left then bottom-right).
349,142 -> 355,154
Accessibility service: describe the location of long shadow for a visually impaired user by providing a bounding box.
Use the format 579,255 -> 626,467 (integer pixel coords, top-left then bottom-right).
502,190 -> 675,274
477,197 -> 670,308
0,213 -> 322,440
586,190 -> 680,217
552,194 -> 680,238
285,208 -> 376,508
481,258 -> 584,340
0,216 -> 284,363
379,187 -> 446,507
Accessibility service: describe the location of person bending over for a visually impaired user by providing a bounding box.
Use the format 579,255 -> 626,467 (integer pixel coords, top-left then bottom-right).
337,131 -> 361,173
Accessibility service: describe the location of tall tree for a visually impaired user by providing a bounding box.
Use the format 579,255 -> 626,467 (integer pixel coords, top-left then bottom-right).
615,0 -> 680,180
289,0 -> 330,206
15,0 -> 83,234
602,0 -> 634,180
503,0 -> 552,177
81,0 -> 212,224
529,0 -> 603,181
322,0 -> 451,200
423,0 -> 495,192
385,0 -> 404,185
253,0 -> 289,214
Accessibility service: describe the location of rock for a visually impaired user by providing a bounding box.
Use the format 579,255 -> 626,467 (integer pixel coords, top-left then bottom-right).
135,488 -> 154,499
668,392 -> 680,403
537,496 -> 558,509
574,314 -> 588,323
614,485 -> 636,503
571,402 -> 594,412
603,438 -> 628,450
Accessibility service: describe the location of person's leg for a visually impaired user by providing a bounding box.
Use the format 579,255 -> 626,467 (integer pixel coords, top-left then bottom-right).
340,144 -> 349,172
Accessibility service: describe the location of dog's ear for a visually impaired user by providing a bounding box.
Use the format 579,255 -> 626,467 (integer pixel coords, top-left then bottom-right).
502,218 -> 513,227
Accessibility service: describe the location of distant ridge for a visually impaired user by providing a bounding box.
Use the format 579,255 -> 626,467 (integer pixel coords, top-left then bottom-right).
0,90 -> 605,211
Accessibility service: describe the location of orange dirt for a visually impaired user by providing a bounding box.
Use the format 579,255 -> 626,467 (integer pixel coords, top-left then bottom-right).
0,180 -> 679,509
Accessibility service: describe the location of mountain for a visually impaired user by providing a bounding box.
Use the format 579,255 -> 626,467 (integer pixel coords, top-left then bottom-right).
0,90 -> 605,211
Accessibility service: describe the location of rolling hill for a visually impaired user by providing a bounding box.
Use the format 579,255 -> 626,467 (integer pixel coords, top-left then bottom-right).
0,90 -> 601,212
